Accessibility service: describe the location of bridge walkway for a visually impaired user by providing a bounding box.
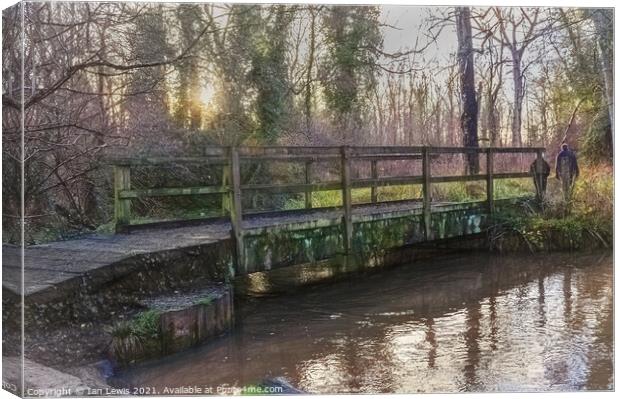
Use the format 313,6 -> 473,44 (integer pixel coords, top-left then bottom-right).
3,199 -> 467,299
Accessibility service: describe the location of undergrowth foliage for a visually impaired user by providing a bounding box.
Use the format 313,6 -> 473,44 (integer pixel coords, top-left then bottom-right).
489,164 -> 612,251
107,310 -> 162,364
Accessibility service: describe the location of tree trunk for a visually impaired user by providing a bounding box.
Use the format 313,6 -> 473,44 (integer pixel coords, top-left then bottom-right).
590,9 -> 614,151
304,6 -> 317,133
511,50 -> 524,146
486,88 -> 500,147
456,7 -> 479,173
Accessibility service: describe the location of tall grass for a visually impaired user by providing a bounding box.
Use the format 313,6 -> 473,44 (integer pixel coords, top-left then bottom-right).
284,178 -> 534,209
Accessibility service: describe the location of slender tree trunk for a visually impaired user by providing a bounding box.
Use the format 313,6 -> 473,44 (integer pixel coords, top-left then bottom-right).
486,87 -> 499,146
447,78 -> 456,146
489,105 -> 499,146
456,7 -> 479,173
590,9 -> 614,151
511,50 -> 524,146
304,6 -> 317,133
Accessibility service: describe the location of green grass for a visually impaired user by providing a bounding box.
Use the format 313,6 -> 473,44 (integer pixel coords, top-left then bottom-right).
284,178 -> 533,209
107,309 -> 162,363
107,320 -> 143,363
108,320 -> 134,340
493,178 -> 534,199
131,309 -> 161,339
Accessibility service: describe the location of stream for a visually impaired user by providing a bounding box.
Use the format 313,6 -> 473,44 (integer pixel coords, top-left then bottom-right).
113,251 -> 613,393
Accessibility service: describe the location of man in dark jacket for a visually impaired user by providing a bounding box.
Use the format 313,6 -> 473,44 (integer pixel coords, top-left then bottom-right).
555,143 -> 579,201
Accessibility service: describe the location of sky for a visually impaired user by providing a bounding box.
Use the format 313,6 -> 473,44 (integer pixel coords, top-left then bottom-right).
381,5 -> 455,58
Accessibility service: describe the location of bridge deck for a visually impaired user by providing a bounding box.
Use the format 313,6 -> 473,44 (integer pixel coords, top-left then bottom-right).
3,199 -> 482,299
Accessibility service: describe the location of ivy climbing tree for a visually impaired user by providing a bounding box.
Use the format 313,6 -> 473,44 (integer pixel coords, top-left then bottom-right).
320,5 -> 382,142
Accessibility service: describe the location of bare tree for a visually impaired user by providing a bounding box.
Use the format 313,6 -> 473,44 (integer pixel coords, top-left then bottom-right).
488,7 -> 547,146
472,9 -> 505,147
456,7 -> 479,173
588,8 -> 614,137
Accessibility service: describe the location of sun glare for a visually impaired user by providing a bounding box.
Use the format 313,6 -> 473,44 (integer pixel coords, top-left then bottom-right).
200,85 -> 216,106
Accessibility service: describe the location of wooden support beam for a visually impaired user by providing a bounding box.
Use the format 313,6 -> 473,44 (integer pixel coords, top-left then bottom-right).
353,154 -> 425,161
490,147 -> 545,154
118,185 -> 228,199
428,172 -> 531,184
242,181 -> 341,193
109,156 -> 228,166
341,146 -> 353,253
113,165 -> 131,232
484,172 -> 531,180
221,165 -> 231,215
429,174 -> 485,183
349,146 -> 424,156
486,147 -> 494,214
305,160 -> 313,209
428,147 -> 486,154
241,154 -> 338,162
422,147 -> 432,241
370,159 -> 378,203
229,147 -> 245,274
239,146 -> 341,157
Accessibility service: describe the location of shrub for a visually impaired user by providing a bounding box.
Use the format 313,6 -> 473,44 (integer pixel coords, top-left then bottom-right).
131,309 -> 161,340
491,163 -> 612,250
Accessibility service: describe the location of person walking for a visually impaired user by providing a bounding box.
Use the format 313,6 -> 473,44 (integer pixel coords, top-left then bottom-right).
530,155 -> 550,202
555,143 -> 579,202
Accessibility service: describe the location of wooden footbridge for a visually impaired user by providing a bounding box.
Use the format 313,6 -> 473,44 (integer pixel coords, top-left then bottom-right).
4,145 -> 547,324
111,145 -> 546,272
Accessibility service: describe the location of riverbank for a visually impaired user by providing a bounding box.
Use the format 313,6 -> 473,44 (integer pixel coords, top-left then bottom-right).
490,164 -> 612,253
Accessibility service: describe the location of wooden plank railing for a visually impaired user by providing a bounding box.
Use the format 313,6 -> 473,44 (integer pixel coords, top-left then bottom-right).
111,145 -> 546,271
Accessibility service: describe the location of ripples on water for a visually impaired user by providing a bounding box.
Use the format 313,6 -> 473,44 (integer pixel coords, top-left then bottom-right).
115,252 -> 613,393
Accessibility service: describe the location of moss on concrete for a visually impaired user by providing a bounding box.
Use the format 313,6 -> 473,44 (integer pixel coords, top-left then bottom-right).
242,204 -> 494,274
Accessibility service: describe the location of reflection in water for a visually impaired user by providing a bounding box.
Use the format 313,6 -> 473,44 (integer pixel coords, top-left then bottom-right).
114,252 -> 613,393
489,294 -> 499,351
424,317 -> 436,369
564,267 -> 573,326
537,273 -> 546,329
463,301 -> 481,389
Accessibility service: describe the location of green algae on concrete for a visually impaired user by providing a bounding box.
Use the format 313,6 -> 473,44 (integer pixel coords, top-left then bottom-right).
241,202 -> 495,274
109,285 -> 234,366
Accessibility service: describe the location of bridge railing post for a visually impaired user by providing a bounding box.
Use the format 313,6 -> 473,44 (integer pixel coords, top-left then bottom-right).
486,147 -> 494,214
341,146 -> 353,253
113,164 -> 131,232
229,146 -> 245,274
370,159 -> 378,203
305,160 -> 313,209
221,164 -> 231,215
422,147 -> 431,240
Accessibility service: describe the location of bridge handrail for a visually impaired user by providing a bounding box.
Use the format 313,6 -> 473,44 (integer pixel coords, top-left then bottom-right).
111,145 -> 546,267
109,145 -> 544,166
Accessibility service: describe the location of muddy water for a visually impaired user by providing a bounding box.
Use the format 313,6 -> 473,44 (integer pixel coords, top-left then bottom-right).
114,252 -> 613,393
